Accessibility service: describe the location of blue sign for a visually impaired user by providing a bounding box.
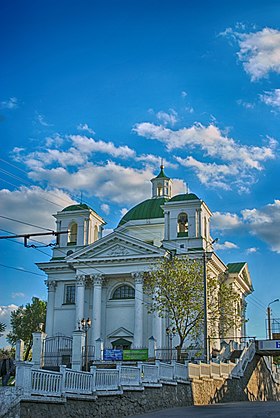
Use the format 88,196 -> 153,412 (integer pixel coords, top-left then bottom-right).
276,341 -> 280,349
103,349 -> 123,361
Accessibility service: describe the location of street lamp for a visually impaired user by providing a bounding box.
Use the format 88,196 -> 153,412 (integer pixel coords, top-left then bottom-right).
267,299 -> 279,340
79,318 -> 91,371
166,326 -> 176,360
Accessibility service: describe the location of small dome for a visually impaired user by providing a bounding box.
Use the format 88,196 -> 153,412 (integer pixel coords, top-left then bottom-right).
169,193 -> 199,202
62,203 -> 91,212
118,197 -> 168,226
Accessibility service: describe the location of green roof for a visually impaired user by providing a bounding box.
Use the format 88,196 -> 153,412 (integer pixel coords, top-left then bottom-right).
227,262 -> 246,274
118,197 -> 168,226
155,166 -> 170,179
169,193 -> 199,202
62,203 -> 91,212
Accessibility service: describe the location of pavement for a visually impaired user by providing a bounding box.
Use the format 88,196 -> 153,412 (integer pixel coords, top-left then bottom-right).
128,401 -> 280,417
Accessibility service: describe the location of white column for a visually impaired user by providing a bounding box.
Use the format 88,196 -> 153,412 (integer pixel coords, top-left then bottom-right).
91,274 -> 103,351
133,272 -> 144,348
153,286 -> 162,349
45,280 -> 57,336
75,275 -> 86,330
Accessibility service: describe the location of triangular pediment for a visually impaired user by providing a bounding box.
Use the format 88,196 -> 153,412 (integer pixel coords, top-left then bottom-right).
66,231 -> 167,262
107,327 -> 133,339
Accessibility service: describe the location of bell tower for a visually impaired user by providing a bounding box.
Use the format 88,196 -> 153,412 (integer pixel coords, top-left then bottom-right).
151,164 -> 172,199
162,192 -> 213,254
52,203 -> 106,258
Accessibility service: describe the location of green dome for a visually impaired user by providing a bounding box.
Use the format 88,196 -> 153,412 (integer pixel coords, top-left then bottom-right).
118,197 -> 168,226
62,203 -> 91,212
169,193 -> 199,202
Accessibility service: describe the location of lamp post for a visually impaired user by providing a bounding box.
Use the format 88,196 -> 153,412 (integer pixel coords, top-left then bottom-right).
267,299 -> 279,340
79,318 -> 91,371
166,326 -> 176,361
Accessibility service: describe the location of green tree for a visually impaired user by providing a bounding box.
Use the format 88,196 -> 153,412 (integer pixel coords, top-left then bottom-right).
145,256 -> 244,359
144,257 -> 204,356
7,297 -> 46,361
0,322 -> 6,336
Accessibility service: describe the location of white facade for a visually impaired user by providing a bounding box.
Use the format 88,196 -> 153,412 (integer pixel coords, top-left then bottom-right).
37,167 -> 253,357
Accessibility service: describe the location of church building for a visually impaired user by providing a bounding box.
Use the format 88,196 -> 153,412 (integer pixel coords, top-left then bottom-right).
37,166 -> 253,360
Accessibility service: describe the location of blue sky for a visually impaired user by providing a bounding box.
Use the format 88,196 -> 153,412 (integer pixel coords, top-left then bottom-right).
1,0 -> 280,346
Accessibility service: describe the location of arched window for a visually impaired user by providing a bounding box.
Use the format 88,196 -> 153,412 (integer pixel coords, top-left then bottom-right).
68,222 -> 77,245
177,212 -> 188,237
111,285 -> 135,300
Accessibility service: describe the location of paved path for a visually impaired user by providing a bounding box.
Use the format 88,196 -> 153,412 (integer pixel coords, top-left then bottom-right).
129,402 -> 280,417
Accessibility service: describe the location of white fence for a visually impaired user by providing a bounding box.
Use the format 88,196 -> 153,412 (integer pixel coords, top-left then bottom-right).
15,344 -> 259,399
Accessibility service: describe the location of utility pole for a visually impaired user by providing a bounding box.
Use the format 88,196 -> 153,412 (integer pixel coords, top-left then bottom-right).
267,299 -> 279,340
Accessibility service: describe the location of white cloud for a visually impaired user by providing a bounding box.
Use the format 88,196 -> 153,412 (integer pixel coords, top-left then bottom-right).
36,113 -> 52,127
246,247 -> 258,254
0,304 -> 18,348
156,109 -> 178,126
176,157 -> 236,190
213,201 -> 280,254
135,154 -> 178,169
212,212 -> 242,229
11,292 -> 25,299
260,89 -> 280,109
0,97 -> 18,109
134,122 -> 277,190
120,208 -> 128,216
181,91 -> 188,98
225,27 -> 280,81
215,241 -> 238,250
103,228 -> 114,236
69,135 -> 136,159
240,200 -> 280,253
0,186 -> 74,235
77,123 -> 95,134
101,203 -> 110,215
237,99 -> 255,109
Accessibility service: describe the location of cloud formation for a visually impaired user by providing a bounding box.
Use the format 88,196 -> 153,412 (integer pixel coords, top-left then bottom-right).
0,97 -> 18,109
77,123 -> 95,134
134,122 -> 277,190
213,200 -> 280,253
260,89 -> 280,109
214,241 -> 238,250
223,27 -> 280,81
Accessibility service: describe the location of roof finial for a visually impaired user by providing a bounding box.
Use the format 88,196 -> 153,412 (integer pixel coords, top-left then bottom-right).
160,157 -> 164,169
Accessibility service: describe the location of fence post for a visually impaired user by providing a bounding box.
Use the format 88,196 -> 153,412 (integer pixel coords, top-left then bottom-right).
72,329 -> 85,371
15,339 -> 24,361
60,364 -> 66,394
95,338 -> 103,361
90,365 -> 97,392
15,361 -> 34,395
148,336 -> 156,360
32,332 -> 46,368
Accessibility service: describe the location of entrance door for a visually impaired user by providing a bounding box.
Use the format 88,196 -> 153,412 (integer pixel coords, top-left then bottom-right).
112,338 -> 132,350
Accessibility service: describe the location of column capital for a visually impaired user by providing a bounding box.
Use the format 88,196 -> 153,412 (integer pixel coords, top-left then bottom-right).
75,274 -> 87,286
132,272 -> 144,285
91,274 -> 104,286
45,280 -> 57,291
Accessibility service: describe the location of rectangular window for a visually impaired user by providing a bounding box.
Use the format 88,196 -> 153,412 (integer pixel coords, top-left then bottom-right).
64,285 -> 75,304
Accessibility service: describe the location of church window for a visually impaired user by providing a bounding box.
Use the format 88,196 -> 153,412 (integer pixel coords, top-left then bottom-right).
177,212 -> 188,237
157,185 -> 163,196
64,285 -> 75,304
111,285 -> 135,300
68,222 -> 77,245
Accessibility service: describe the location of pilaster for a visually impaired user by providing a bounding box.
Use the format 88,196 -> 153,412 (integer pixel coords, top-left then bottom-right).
132,272 -> 144,348
45,280 -> 57,336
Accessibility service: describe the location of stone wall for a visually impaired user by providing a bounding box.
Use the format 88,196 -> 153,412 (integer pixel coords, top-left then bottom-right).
3,356 -> 280,418
19,383 -> 192,418
0,387 -> 23,418
191,355 -> 280,405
